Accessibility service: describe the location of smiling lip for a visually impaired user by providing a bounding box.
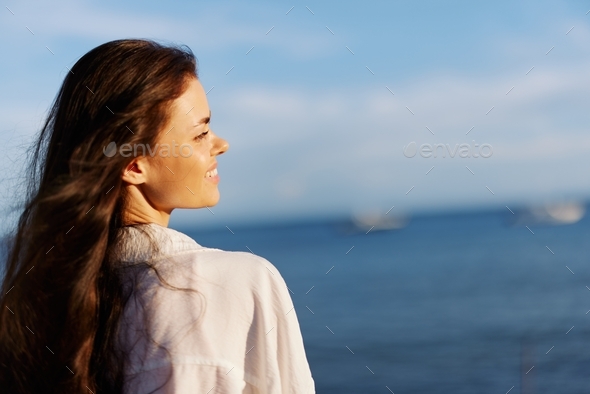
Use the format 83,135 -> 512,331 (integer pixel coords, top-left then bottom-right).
205,163 -> 219,183
206,162 -> 217,172
205,174 -> 220,184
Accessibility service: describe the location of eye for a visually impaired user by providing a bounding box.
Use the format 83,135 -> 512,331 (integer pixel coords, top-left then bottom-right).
195,130 -> 209,141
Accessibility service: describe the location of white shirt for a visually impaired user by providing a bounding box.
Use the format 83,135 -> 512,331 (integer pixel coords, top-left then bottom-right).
111,223 -> 316,393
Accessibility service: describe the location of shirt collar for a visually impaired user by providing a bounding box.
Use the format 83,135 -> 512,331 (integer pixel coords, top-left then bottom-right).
110,222 -> 203,264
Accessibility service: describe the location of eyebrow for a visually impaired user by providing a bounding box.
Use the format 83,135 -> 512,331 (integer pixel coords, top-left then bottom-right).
194,110 -> 211,126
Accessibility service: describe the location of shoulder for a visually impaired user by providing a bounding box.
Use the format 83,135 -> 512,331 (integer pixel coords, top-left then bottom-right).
166,247 -> 290,302
120,246 -> 292,348
198,248 -> 284,282
156,246 -> 295,333
114,223 -> 284,289
116,223 -> 294,320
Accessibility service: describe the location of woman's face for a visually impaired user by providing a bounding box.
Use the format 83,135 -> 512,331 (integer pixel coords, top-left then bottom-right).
139,77 -> 229,212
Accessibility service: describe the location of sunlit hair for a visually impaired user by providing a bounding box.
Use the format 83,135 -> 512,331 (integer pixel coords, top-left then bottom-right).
0,38 -> 199,393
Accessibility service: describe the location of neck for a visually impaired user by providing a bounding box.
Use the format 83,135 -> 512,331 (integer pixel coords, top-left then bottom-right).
122,185 -> 171,227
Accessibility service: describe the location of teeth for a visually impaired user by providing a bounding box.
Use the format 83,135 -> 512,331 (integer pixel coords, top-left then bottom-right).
206,168 -> 218,177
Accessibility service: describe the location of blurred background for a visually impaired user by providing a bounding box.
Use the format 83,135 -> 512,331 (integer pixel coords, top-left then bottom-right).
1,0 -> 590,392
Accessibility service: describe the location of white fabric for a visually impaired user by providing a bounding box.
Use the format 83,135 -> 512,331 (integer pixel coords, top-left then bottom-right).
111,223 -> 315,393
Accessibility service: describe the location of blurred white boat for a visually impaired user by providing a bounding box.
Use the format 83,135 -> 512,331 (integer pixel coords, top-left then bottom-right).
334,209 -> 410,235
507,201 -> 586,226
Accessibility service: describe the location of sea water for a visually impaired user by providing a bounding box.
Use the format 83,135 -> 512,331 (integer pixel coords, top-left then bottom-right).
184,208 -> 590,394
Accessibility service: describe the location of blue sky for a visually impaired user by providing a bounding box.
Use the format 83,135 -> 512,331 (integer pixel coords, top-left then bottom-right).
1,0 -> 589,230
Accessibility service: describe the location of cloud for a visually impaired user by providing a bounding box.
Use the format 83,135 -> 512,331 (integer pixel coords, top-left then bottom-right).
2,1 -> 590,227
219,57 -> 590,155
0,0 -> 339,58
201,56 -> 590,224
274,177 -> 306,200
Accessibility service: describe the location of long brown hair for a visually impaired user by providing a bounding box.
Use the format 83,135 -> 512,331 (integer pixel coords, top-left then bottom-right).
0,39 -> 198,393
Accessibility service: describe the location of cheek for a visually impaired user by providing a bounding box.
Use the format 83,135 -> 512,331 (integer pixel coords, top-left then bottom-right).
180,145 -> 209,180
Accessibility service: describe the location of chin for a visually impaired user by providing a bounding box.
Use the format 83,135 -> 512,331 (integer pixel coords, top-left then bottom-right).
203,195 -> 220,208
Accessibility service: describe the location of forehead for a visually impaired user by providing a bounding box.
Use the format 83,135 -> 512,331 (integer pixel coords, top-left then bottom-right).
171,78 -> 209,122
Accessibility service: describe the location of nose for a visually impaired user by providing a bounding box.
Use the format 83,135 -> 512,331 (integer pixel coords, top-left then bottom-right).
214,134 -> 229,156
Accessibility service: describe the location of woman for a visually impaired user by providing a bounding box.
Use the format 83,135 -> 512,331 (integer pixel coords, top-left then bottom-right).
0,39 -> 315,393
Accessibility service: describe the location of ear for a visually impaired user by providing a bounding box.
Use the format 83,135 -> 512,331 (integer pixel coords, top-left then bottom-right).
121,157 -> 149,185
